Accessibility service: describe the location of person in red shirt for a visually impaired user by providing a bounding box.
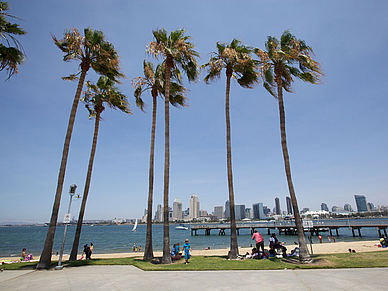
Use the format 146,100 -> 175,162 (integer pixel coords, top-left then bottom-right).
252,230 -> 265,255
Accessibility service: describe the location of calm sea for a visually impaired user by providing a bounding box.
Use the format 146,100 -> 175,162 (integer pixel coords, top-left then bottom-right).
0,219 -> 386,258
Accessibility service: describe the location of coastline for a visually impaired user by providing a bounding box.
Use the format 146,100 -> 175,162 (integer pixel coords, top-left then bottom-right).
2,240 -> 386,262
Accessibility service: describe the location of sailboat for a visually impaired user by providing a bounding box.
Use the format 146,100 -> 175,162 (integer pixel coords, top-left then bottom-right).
132,219 -> 138,232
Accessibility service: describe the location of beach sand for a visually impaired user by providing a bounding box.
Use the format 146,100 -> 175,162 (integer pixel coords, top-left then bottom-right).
1,240 -> 386,262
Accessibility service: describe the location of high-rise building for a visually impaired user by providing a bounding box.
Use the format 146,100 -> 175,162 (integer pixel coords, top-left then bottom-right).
367,202 -> 375,212
245,208 -> 252,219
332,206 -> 343,212
235,204 -> 246,220
189,194 -> 200,220
253,203 -> 265,219
155,204 -> 163,222
286,196 -> 293,215
213,206 -> 224,220
263,206 -> 270,215
172,198 -> 183,221
354,195 -> 368,212
275,197 -> 281,215
344,203 -> 353,212
321,203 -> 329,212
225,200 -> 230,219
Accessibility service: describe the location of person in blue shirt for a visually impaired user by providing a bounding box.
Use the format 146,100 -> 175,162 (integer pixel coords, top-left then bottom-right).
183,239 -> 191,264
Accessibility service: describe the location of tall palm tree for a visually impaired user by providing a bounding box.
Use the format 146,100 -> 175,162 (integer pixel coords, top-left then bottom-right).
132,60 -> 188,261
202,39 -> 258,259
256,30 -> 323,263
0,1 -> 27,80
147,28 -> 199,264
37,28 -> 124,269
69,76 -> 131,261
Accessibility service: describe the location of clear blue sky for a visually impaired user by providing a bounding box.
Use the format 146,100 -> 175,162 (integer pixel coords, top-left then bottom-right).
1,0 -> 387,223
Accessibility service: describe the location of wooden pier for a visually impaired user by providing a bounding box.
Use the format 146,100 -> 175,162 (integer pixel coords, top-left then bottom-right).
189,219 -> 388,237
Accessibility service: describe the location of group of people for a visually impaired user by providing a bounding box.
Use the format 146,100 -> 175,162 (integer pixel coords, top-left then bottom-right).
251,230 -> 290,259
82,243 -> 93,259
171,239 -> 191,264
132,243 -> 142,252
20,248 -> 33,261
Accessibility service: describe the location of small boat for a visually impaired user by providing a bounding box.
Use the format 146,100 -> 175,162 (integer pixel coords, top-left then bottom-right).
132,219 -> 138,232
175,224 -> 188,230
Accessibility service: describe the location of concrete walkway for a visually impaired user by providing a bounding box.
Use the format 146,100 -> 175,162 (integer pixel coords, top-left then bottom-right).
1,266 -> 387,290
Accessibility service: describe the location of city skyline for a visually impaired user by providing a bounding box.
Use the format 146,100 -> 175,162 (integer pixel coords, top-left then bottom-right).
1,1 -> 387,223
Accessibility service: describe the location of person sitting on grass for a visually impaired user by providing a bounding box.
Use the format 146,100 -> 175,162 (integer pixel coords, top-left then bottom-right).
269,233 -> 287,257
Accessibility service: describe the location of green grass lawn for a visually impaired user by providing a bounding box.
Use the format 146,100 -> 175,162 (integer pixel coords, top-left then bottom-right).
3,251 -> 388,271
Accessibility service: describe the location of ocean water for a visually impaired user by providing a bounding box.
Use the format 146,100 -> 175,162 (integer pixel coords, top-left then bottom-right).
0,219 -> 386,258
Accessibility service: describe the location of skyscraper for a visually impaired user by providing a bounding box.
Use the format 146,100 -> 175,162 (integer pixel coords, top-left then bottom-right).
189,194 -> 200,220
235,204 -> 245,220
275,197 -> 281,215
172,198 -> 183,221
321,203 -> 329,212
286,196 -> 293,215
224,200 -> 230,219
155,204 -> 163,222
252,202 -> 264,219
354,195 -> 368,212
213,206 -> 224,220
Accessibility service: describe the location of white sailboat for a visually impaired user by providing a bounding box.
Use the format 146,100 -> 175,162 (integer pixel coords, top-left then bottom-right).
132,219 -> 138,232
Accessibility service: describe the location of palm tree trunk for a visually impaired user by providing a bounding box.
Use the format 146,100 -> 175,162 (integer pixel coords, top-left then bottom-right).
162,57 -> 172,264
277,81 -> 312,263
143,91 -> 157,260
37,66 -> 89,269
69,108 -> 101,261
225,70 -> 238,259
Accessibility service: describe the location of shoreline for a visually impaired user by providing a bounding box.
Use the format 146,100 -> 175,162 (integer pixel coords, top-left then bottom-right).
1,240 -> 386,262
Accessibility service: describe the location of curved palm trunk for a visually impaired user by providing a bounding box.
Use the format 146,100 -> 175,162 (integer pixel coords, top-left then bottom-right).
69,107 -> 101,261
277,81 -> 311,263
143,90 -> 157,260
225,71 -> 238,259
37,65 -> 89,269
162,58 -> 172,264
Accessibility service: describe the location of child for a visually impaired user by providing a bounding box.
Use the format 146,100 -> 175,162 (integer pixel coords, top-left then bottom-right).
183,239 -> 191,265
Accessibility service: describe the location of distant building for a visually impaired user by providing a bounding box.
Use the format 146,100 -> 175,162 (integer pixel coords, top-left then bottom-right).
189,194 -> 200,220
275,197 -> 281,215
235,204 -> 246,220
172,198 -> 183,221
300,207 -> 310,214
155,204 -> 163,222
332,206 -> 344,212
367,202 -> 375,212
321,203 -> 329,212
245,208 -> 252,219
354,195 -> 368,212
213,206 -> 224,220
344,204 -> 353,212
225,200 -> 230,219
252,202 -> 264,219
286,197 -> 293,215
199,210 -> 208,217
263,206 -> 270,215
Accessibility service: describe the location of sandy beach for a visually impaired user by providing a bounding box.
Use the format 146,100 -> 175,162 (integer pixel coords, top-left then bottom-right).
1,240 -> 386,262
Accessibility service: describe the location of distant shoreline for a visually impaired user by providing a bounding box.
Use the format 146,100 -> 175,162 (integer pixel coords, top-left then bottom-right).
1,240 -> 386,262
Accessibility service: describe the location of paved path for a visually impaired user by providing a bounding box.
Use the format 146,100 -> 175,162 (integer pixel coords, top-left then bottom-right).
1,266 -> 387,290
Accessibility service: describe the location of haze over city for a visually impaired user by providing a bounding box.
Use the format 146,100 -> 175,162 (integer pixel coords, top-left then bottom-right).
1,0 -> 387,224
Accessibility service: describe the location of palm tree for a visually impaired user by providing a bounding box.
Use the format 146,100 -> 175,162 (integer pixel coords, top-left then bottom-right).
69,76 -> 131,261
37,28 -> 124,269
0,1 -> 27,80
147,28 -> 199,264
202,39 -> 258,259
132,60 -> 188,261
256,30 -> 323,263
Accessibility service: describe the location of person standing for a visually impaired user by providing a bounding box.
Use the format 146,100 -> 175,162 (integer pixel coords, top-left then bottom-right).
183,239 -> 191,265
252,230 -> 265,255
88,243 -> 93,259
